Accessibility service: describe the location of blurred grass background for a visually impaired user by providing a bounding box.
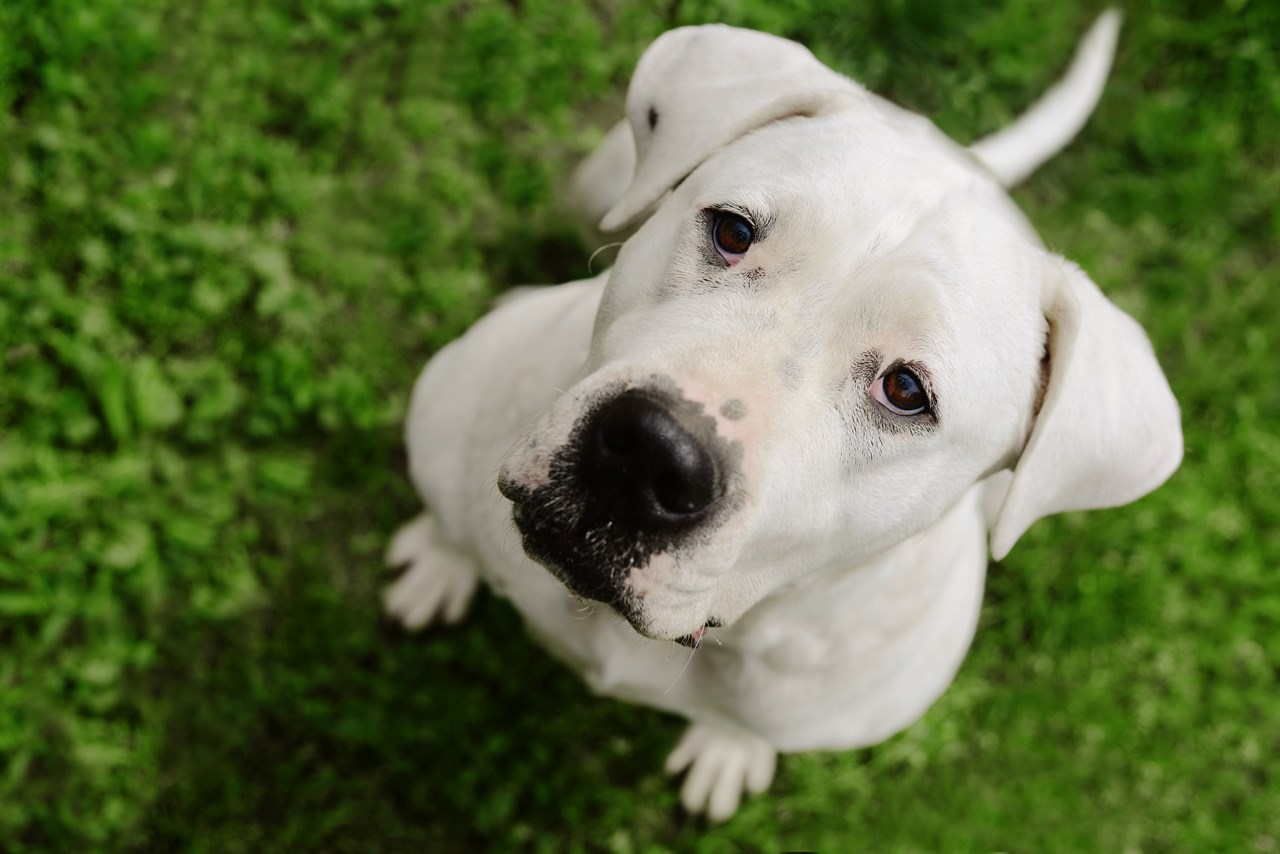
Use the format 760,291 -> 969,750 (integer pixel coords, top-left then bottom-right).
1,0 -> 1277,850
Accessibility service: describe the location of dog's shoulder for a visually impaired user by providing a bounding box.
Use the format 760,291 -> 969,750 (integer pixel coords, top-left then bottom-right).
406,274 -> 608,535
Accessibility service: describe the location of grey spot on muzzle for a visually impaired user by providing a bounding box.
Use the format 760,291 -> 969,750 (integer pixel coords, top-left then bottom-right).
720,399 -> 748,421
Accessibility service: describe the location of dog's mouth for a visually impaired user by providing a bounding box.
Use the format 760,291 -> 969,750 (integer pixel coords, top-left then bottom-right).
674,618 -> 722,648
674,626 -> 708,648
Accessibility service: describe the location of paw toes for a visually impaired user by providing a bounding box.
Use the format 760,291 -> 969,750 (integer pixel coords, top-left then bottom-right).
664,723 -> 708,775
744,747 -> 776,795
440,574 -> 478,624
706,751 -> 749,822
679,752 -> 721,816
383,516 -> 479,631
386,513 -> 431,567
668,723 -> 776,822
383,562 -> 430,618
399,576 -> 448,629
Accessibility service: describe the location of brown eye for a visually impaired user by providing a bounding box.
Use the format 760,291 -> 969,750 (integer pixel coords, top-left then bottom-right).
873,367 -> 930,416
712,212 -> 754,260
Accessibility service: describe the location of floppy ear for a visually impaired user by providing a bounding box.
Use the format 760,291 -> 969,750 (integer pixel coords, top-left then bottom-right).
599,24 -> 857,232
990,258 -> 1183,559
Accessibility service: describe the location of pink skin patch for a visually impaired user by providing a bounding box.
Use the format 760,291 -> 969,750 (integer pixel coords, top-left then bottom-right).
690,624 -> 709,645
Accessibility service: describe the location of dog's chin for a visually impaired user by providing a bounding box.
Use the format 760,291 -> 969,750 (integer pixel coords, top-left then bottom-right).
604,604 -> 716,647
615,607 -> 721,647
626,602 -> 723,646
611,608 -> 721,649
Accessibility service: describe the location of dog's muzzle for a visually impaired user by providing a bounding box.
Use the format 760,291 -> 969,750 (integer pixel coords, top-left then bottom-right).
499,388 -> 733,617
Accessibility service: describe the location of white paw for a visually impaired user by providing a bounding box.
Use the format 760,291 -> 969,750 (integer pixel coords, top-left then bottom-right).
664,722 -> 777,822
383,512 -> 478,630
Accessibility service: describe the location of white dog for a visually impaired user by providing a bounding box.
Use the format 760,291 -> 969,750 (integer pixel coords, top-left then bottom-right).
385,11 -> 1181,822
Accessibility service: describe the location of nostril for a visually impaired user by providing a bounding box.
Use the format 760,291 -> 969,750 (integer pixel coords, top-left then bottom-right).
653,467 -> 715,515
651,433 -> 717,515
598,418 -> 639,455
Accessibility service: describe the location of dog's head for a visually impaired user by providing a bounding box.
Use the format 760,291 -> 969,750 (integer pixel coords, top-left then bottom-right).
499,25 -> 1181,643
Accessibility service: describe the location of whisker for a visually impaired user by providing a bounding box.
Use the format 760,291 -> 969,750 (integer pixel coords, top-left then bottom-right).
664,642 -> 699,695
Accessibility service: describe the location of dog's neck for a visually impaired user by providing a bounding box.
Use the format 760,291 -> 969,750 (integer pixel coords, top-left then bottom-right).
722,483 -> 989,668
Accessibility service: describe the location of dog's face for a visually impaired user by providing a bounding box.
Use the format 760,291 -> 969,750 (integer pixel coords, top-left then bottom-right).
499,26 -> 1181,643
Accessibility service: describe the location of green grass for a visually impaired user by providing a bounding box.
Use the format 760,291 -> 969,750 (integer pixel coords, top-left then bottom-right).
1,0 -> 1277,850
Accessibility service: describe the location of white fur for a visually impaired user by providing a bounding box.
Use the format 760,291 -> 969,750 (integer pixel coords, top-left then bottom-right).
387,13 -> 1181,821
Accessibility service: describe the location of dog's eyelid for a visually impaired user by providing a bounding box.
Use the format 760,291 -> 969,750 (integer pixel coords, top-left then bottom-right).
699,202 -> 772,235
706,203 -> 757,229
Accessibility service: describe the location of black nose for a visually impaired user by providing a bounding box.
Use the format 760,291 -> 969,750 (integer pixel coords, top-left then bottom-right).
581,393 -> 721,525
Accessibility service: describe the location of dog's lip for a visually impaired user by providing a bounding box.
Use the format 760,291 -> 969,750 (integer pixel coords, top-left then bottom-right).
673,618 -> 723,648
674,625 -> 709,648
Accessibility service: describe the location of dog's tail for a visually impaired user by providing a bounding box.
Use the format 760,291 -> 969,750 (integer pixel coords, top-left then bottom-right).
969,9 -> 1121,187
